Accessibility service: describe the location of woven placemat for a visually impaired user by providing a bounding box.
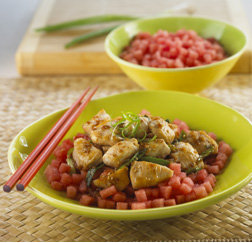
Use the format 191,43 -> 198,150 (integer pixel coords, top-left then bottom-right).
0,74 -> 252,242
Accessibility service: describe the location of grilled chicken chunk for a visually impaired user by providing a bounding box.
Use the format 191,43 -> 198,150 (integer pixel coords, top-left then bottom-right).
130,161 -> 173,189
184,130 -> 218,155
140,139 -> 171,158
83,109 -> 110,136
93,167 -> 130,191
90,119 -> 122,146
72,138 -> 103,170
103,138 -> 139,168
169,142 -> 204,170
149,117 -> 176,144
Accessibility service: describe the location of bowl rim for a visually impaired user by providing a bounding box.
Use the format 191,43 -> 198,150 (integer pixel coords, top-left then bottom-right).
7,90 -> 252,220
105,15 -> 249,72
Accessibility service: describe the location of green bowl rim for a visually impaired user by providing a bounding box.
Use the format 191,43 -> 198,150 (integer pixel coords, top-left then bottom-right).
105,15 -> 249,72
7,90 -> 252,219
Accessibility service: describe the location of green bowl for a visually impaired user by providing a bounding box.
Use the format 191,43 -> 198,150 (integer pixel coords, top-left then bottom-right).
105,16 -> 248,93
8,91 -> 252,220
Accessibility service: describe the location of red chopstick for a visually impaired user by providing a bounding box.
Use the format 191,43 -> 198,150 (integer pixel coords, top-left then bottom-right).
3,87 -> 90,192
3,86 -> 97,192
16,86 -> 98,191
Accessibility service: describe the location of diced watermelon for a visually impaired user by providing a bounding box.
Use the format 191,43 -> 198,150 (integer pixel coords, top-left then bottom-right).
188,173 -> 197,183
113,192 -> 127,202
66,185 -> 77,199
72,174 -> 82,185
145,201 -> 152,208
143,188 -> 152,198
185,191 -> 197,202
157,180 -> 168,187
207,165 -> 220,174
105,199 -> 116,209
193,185 -> 208,199
152,198 -> 165,208
79,180 -> 88,193
73,133 -> 90,141
135,189 -> 148,202
131,202 -> 146,210
168,175 -> 181,189
60,173 -> 72,186
196,169 -> 208,182
179,183 -> 192,194
53,145 -> 68,163
100,185 -> 117,199
79,195 -> 95,206
97,197 -> 106,208
116,202 -> 128,210
159,186 -> 172,199
62,139 -> 74,151
213,160 -> 225,170
139,109 -> 151,116
208,132 -> 217,140
51,181 -> 63,191
202,181 -> 213,193
51,159 -> 60,169
183,177 -> 194,187
176,194 -> 185,204
180,172 -> 187,180
219,142 -> 232,156
204,175 -> 215,187
164,199 -> 176,206
59,163 -> 71,174
45,165 -> 61,183
216,153 -> 228,163
169,163 -> 181,175
150,188 -> 160,199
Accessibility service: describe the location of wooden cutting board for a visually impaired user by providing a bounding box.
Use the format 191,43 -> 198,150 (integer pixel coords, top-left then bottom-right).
16,0 -> 252,75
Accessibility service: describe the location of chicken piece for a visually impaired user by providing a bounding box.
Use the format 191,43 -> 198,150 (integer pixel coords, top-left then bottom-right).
103,138 -> 139,168
169,142 -> 204,170
149,116 -> 176,144
168,123 -> 180,139
101,146 -> 111,153
90,119 -> 122,146
184,130 -> 218,155
93,167 -> 130,191
82,109 -> 110,136
124,116 -> 150,139
130,161 -> 173,189
140,139 -> 171,158
72,138 -> 103,170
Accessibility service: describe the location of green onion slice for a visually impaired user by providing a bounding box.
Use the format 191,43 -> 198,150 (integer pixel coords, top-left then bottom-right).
141,156 -> 172,166
66,148 -> 76,174
199,146 -> 214,160
185,167 -> 202,174
86,163 -> 105,187
118,148 -> 147,170
178,130 -> 187,141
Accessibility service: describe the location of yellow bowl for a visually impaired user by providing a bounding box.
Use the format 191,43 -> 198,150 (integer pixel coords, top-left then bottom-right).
105,16 -> 248,93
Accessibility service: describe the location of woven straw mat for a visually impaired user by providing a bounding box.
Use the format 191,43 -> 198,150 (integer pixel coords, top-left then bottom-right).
0,74 -> 252,242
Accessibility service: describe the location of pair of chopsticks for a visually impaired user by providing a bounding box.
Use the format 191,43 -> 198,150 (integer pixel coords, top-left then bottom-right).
3,86 -> 98,193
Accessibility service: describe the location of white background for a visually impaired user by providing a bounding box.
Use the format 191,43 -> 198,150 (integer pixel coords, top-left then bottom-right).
0,0 -> 251,77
